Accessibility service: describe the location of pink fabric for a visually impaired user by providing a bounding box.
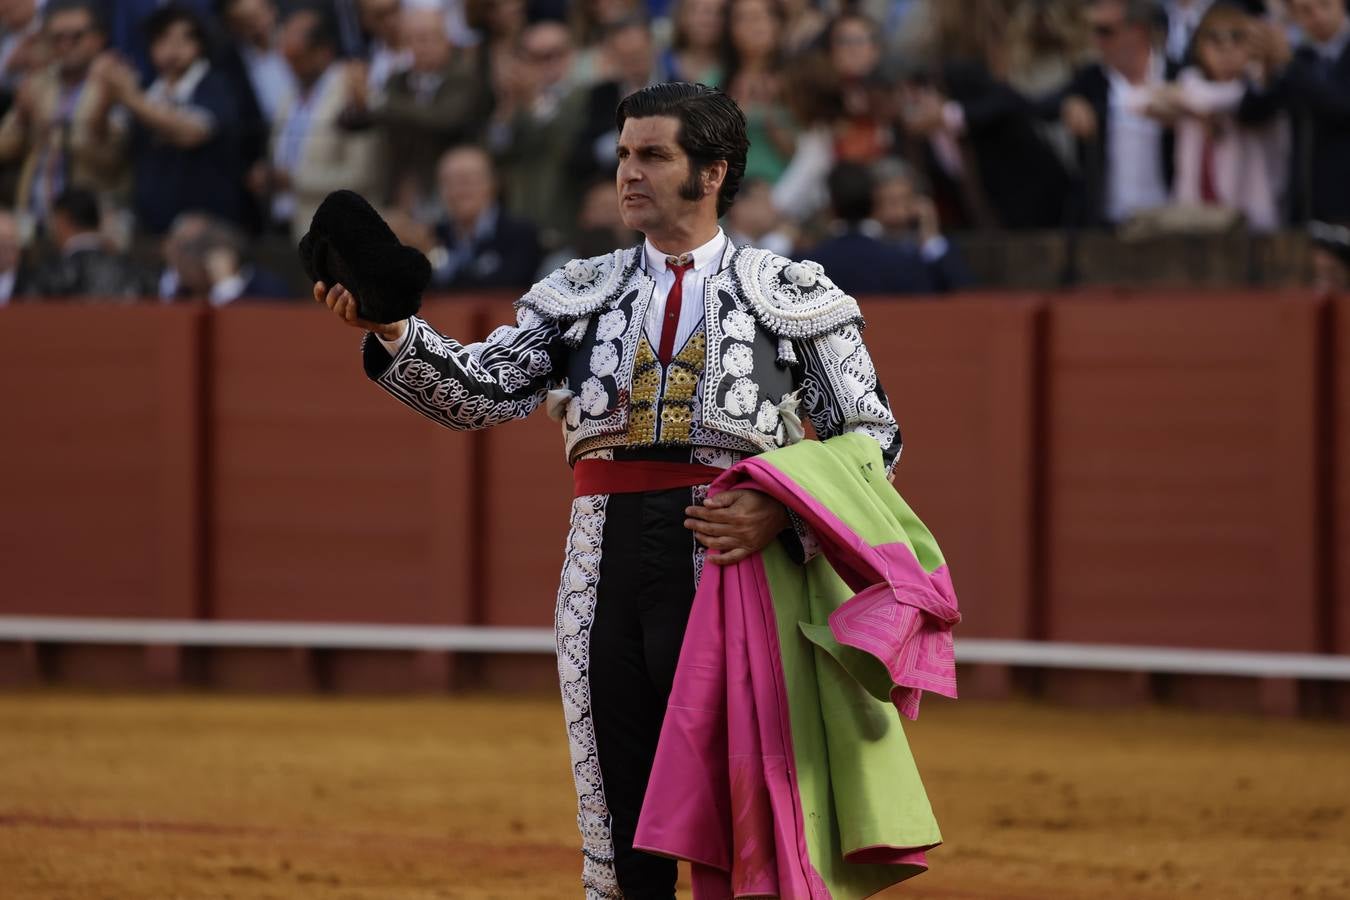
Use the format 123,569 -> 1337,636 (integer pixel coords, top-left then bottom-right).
635,458 -> 955,896
727,457 -> 960,719
633,552 -> 825,898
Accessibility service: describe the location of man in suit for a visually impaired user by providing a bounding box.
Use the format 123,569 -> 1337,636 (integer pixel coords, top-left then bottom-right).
94,3 -> 246,235
411,144 -> 542,292
804,162 -> 963,296
157,209 -> 293,302
0,0 -> 129,235
1240,0 -> 1350,223
1055,0 -> 1177,227
248,4 -> 381,241
27,187 -> 150,298
372,4 -> 490,212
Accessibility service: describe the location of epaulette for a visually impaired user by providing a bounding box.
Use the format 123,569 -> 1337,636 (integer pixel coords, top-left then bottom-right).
731,247 -> 864,340
516,248 -> 639,326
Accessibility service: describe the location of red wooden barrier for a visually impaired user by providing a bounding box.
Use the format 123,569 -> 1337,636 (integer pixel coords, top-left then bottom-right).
865,296 -> 1041,642
207,301 -> 477,689
1043,294 -> 1323,653
0,305 -> 204,620
1334,298 -> 1350,659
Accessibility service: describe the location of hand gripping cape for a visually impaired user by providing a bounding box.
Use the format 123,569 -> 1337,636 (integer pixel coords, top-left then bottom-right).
633,433 -> 961,899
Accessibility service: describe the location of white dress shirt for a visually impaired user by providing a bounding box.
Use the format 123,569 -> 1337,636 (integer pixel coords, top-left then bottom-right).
641,228 -> 728,355
0,269 -> 15,305
1105,54 -> 1171,223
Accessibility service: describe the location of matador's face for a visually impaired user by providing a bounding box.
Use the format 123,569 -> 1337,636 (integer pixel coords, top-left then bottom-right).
615,116 -> 701,238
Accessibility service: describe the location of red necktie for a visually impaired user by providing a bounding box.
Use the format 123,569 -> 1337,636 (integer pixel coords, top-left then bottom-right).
658,257 -> 693,365
1199,130 -> 1219,205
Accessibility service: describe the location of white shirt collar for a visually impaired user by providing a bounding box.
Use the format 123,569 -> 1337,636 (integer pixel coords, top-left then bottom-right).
148,58 -> 210,105
644,228 -> 727,274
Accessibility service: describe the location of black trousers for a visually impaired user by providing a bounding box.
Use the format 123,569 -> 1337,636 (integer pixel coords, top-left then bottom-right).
555,475 -> 704,900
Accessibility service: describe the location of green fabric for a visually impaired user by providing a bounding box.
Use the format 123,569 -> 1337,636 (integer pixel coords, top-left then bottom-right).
756,433 -> 946,899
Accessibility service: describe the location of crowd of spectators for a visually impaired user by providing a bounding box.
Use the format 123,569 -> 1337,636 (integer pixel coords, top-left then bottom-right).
0,0 -> 1346,305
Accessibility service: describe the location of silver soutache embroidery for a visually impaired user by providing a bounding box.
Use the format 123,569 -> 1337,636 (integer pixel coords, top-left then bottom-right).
554,494 -> 624,900
377,315 -> 556,430
731,247 -> 865,339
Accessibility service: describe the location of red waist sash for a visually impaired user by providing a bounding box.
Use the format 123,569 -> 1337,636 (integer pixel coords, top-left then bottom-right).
573,459 -> 726,498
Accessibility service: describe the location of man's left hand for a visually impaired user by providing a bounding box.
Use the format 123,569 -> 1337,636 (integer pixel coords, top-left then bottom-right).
685,490 -> 789,566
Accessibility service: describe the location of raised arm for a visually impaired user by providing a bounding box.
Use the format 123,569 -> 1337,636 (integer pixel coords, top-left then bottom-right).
316,282 -> 567,431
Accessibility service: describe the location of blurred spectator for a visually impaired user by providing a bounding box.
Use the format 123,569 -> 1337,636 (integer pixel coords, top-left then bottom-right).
827,11 -> 892,165
357,0 -> 409,94
725,176 -> 793,255
101,0 -> 213,81
779,0 -> 829,56
722,0 -> 796,183
252,5 -> 381,241
803,161 -> 958,296
872,157 -> 972,291
489,19 -> 584,249
0,208 -> 27,303
569,0 -> 643,83
571,15 -> 657,184
395,145 -> 542,291
26,187 -> 150,298
1239,0 -> 1350,223
661,0 -> 725,84
97,3 -> 245,235
1161,0 -> 1218,65
1056,0 -> 1178,226
537,176 -> 637,275
898,3 -> 1074,230
216,0 -> 297,125
465,0 -> 525,90
0,0 -> 42,102
1161,2 -> 1287,232
376,5 -> 490,214
1309,220 -> 1350,296
0,0 -> 129,235
161,211 -> 293,303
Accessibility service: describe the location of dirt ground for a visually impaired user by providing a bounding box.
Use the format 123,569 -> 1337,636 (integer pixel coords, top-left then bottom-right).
0,693 -> 1347,900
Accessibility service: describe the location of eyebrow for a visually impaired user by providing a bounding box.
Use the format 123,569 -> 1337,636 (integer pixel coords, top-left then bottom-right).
616,142 -> 677,155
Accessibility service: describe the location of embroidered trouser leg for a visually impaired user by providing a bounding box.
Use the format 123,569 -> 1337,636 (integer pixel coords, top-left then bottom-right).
555,487 -> 701,900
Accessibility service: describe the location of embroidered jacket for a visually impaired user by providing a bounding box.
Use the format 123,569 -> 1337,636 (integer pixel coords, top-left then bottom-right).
362,241 -> 902,472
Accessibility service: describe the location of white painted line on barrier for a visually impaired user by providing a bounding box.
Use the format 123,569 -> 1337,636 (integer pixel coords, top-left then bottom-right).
1,617 -> 1349,680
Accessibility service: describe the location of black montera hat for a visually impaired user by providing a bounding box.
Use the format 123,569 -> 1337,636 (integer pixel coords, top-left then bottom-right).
297,190 -> 430,324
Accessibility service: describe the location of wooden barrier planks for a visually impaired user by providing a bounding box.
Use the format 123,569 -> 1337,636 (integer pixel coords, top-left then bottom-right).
208,301 -> 475,626
0,304 -> 204,619
1043,294 -> 1323,652
866,296 -> 1042,641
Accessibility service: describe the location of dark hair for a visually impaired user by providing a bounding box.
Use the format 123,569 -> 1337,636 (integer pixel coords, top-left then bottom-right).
286,3 -> 342,55
53,188 -> 101,232
44,0 -> 106,34
720,0 -> 786,89
145,3 -> 210,51
615,82 -> 749,217
827,162 -> 875,223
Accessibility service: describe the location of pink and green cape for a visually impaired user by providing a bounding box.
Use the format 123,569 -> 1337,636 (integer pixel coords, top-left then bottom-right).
634,433 -> 960,899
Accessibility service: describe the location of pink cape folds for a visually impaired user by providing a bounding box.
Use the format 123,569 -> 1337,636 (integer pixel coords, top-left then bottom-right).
634,436 -> 959,899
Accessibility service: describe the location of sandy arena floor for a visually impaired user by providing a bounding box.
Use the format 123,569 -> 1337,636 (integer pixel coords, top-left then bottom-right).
0,693 -> 1347,900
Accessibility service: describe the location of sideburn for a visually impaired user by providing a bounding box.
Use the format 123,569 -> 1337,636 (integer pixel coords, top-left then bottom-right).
678,159 -> 707,203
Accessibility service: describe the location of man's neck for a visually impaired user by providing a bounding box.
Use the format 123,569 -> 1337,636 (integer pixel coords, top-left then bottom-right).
645,220 -> 720,258
1114,49 -> 1153,85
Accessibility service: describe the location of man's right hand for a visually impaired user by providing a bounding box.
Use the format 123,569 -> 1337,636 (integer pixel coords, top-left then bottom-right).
314,281 -> 406,343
